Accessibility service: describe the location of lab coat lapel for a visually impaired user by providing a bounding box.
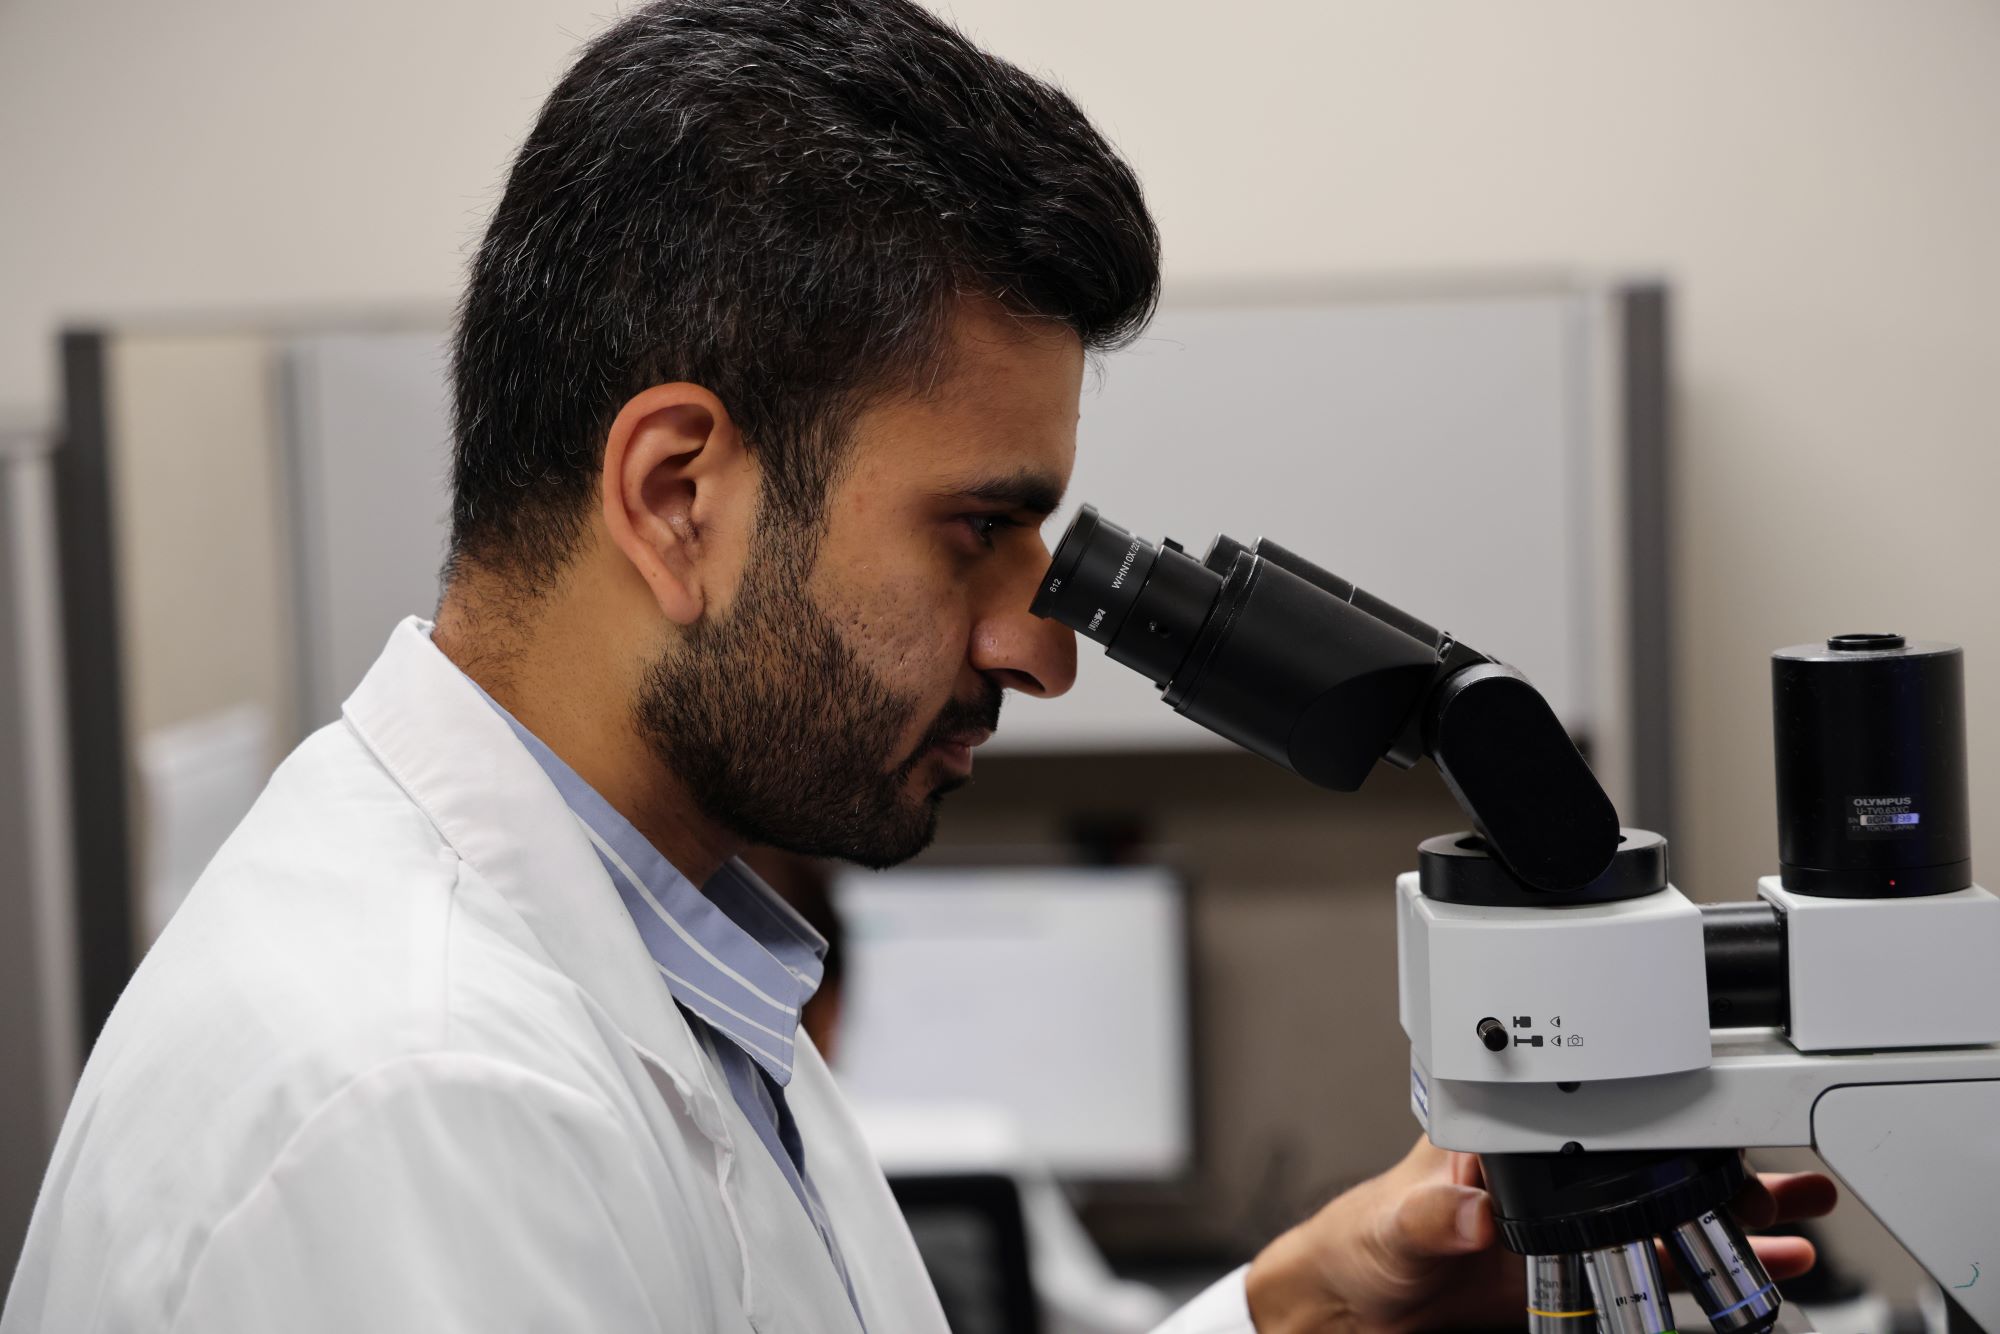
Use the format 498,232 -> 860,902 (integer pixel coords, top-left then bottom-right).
341,618 -> 733,1134
696,1047 -> 871,1334
789,1039 -> 955,1334
342,618 -> 888,1332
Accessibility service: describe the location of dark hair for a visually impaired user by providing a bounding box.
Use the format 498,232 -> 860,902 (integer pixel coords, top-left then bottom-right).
448,0 -> 1160,590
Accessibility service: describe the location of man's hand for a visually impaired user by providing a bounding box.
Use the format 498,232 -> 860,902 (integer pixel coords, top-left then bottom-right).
1243,1138 -> 1840,1333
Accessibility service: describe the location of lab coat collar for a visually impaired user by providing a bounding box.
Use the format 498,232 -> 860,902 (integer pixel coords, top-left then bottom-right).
344,619 -> 883,1334
340,617 -> 735,1144
472,683 -> 825,1088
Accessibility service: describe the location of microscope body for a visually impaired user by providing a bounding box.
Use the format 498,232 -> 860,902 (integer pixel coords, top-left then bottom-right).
1402,863 -> 2000,1331
1033,507 -> 1995,1331
1400,633 -> 1997,1332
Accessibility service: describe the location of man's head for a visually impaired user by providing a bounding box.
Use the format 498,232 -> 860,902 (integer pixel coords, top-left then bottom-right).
445,0 -> 1159,868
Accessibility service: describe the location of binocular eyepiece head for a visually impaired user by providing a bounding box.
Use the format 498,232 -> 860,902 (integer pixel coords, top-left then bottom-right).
1032,504 -> 1625,897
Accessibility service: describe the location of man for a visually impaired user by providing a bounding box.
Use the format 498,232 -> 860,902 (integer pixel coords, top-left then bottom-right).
4,2 -> 1832,1330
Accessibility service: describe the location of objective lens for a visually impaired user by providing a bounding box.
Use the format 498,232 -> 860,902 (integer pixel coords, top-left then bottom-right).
1664,1210 -> 1783,1333
1584,1240 -> 1676,1334
1526,1254 -> 1595,1332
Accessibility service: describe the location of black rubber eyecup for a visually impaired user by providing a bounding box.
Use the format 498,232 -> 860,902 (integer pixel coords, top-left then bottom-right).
1031,504 -> 1100,620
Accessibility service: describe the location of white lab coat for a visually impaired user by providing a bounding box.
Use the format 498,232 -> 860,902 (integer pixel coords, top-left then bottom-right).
3,618 -> 1251,1334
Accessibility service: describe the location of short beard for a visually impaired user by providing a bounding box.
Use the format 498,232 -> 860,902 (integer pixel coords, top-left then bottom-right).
635,523 -> 1000,869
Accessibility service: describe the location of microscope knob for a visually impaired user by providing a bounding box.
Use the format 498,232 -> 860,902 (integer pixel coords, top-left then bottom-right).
1477,1017 -> 1509,1052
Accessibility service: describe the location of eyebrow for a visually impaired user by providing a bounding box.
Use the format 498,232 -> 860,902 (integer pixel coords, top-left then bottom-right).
942,470 -> 1067,517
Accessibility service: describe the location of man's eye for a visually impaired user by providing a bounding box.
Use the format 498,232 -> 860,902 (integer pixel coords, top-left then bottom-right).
961,514 -> 1018,548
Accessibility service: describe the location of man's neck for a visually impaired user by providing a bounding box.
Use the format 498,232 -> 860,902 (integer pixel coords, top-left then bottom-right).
432,582 -> 738,886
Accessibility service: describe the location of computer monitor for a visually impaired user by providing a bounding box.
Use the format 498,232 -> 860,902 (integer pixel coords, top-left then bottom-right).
830,865 -> 1192,1181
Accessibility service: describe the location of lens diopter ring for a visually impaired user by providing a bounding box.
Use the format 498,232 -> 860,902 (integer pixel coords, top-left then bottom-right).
1031,504 -> 1160,647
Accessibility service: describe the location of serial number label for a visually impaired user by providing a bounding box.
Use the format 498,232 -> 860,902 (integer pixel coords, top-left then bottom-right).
1849,794 -> 1921,837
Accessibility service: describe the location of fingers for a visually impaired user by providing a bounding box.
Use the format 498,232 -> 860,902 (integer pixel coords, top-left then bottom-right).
1731,1177 -> 1778,1228
1657,1233 -> 1819,1287
1747,1234 -> 1818,1281
1386,1183 -> 1494,1260
1450,1153 -> 1485,1190
1733,1171 -> 1840,1228
1402,1135 -> 1451,1174
1761,1171 -> 1840,1222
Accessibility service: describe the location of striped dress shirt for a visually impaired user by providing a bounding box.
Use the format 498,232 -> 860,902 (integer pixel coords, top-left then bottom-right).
472,683 -> 863,1322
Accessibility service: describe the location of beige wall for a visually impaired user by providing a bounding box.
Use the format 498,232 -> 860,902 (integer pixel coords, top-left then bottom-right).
5,0 -> 1995,905
4,0 -> 1995,1294
942,0 -> 2000,908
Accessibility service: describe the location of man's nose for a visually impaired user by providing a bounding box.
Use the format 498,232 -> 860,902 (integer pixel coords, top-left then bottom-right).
970,598 -> 1078,699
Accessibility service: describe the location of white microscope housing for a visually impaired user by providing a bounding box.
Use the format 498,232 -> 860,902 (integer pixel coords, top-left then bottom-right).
1400,635 -> 2000,1333
1028,507 -> 1994,1333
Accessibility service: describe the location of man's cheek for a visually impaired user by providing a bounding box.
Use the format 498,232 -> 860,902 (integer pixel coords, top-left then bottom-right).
847,579 -> 961,679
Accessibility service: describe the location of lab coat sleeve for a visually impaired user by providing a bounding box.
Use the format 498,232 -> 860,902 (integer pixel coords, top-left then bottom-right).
167,1050 -> 703,1333
1147,1265 -> 1256,1334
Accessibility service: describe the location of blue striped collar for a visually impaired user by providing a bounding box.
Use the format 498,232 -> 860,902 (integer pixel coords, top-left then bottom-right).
469,681 -> 825,1086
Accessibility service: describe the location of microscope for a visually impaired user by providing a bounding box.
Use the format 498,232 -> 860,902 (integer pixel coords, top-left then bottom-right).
1032,505 -> 2000,1334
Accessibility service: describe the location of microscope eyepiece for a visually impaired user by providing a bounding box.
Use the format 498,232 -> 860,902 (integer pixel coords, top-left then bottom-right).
1034,504 -> 1623,894
1032,505 -> 1154,647
1035,504 -> 1445,788
1033,505 -> 1222,685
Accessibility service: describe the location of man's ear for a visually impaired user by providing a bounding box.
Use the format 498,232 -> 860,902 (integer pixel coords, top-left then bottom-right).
600,382 -> 752,626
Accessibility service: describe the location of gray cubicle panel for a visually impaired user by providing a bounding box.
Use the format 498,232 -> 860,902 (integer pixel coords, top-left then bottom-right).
57,327 -> 312,1042
49,283 -> 1671,1049
0,432 -> 34,1267
1,421 -> 80,1268
271,284 -> 1674,818
54,331 -> 137,1049
282,331 -> 454,730
995,281 -> 1673,837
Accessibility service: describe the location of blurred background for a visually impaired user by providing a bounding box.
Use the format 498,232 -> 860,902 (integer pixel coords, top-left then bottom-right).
2,2 -> 1995,1330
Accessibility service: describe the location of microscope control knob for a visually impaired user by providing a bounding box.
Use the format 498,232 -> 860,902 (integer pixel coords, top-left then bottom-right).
1476,1017 -> 1509,1052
